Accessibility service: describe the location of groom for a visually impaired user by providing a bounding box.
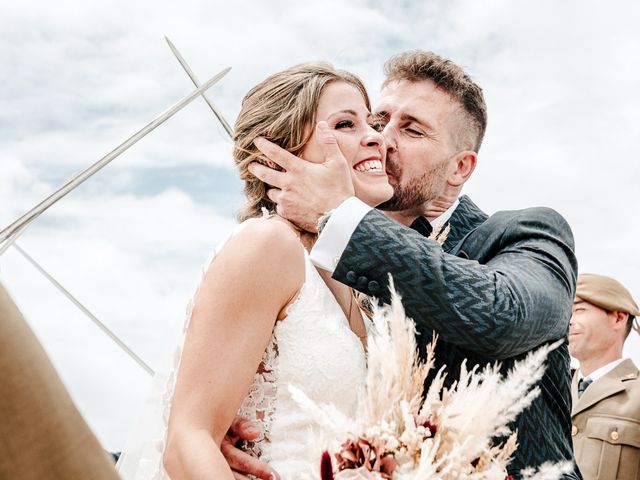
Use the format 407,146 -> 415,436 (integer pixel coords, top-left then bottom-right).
232,50 -> 581,479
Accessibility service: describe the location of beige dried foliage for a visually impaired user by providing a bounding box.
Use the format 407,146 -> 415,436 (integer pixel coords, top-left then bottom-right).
495,433 -> 518,463
427,222 -> 451,246
291,283 -> 569,480
520,461 -> 574,480
363,280 -> 433,429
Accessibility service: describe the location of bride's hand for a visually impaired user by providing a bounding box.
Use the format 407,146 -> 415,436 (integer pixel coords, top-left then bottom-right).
221,416 -> 280,480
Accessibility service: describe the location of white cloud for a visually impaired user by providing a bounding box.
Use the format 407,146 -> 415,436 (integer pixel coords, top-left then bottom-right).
2,186 -> 236,449
2,0 -> 639,451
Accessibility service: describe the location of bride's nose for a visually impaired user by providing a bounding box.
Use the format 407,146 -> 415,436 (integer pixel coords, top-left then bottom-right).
362,127 -> 384,148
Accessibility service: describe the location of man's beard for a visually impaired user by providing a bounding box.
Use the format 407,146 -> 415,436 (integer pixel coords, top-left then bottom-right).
378,158 -> 449,212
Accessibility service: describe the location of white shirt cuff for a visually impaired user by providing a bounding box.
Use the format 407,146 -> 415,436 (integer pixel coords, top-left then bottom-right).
310,197 -> 372,272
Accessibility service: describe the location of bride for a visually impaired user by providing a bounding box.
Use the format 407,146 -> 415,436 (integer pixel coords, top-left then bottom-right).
119,63 -> 393,480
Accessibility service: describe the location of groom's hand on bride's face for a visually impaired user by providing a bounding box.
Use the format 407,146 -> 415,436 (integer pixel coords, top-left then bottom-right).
222,417 -> 280,480
249,121 -> 355,232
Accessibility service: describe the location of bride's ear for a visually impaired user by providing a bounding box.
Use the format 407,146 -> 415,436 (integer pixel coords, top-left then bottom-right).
448,150 -> 477,187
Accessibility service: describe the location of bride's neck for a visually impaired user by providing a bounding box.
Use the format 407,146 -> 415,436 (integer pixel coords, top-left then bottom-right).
299,231 -> 317,251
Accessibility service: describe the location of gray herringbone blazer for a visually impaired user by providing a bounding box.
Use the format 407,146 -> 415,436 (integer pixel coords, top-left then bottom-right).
334,195 -> 581,479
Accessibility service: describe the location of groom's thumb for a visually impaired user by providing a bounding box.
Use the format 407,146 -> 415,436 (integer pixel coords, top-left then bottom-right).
316,121 -> 345,165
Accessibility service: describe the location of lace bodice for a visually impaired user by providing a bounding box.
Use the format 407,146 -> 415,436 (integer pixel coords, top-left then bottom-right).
116,218 -> 367,480
237,246 -> 367,478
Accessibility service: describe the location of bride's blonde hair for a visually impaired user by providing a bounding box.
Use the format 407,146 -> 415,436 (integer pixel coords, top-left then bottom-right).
234,62 -> 370,221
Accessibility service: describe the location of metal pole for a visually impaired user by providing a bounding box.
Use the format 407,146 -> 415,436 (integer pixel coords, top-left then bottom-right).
165,36 -> 234,138
0,67 -> 231,248
12,243 -> 155,376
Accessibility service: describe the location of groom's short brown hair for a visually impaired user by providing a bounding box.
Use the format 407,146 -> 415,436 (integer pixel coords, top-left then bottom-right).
383,50 -> 487,152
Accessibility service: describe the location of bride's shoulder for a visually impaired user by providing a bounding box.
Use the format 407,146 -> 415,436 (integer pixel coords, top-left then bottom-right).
234,215 -> 303,246
216,215 -> 306,271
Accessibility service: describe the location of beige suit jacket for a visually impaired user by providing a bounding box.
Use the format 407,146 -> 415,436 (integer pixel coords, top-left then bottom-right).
0,283 -> 120,480
571,359 -> 640,480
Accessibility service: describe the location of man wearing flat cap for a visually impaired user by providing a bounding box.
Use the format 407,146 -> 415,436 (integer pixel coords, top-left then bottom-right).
569,273 -> 640,480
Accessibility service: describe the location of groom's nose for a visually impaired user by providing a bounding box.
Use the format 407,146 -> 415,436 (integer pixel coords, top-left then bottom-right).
382,123 -> 398,153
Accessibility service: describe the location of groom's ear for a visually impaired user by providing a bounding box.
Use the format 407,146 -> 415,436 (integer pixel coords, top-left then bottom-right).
448,150 -> 477,187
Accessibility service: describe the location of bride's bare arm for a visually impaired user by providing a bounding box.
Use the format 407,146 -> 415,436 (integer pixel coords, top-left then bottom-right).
163,220 -> 304,480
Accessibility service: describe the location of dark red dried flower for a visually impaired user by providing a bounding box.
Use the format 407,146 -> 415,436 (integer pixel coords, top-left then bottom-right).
505,475 -> 514,480
320,450 -> 334,480
421,419 -> 438,437
334,435 -> 395,479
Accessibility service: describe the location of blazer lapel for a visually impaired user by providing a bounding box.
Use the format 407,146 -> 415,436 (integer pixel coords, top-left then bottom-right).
572,359 -> 639,416
443,195 -> 488,254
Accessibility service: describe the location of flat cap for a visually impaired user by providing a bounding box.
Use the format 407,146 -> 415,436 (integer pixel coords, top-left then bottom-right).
576,273 -> 640,316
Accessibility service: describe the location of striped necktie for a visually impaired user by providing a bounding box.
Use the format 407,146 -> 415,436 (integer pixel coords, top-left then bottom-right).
577,377 -> 593,397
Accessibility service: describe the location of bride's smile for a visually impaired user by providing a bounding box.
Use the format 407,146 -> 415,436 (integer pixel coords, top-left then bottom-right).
300,81 -> 393,207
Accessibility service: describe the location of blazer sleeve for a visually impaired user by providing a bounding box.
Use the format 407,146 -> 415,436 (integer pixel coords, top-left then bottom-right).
333,207 -> 578,359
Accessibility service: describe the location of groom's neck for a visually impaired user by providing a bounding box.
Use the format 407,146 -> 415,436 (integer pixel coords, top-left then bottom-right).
383,210 -> 420,226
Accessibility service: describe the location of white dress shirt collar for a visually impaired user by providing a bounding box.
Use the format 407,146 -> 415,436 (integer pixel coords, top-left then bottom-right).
579,358 -> 626,382
429,198 -> 460,230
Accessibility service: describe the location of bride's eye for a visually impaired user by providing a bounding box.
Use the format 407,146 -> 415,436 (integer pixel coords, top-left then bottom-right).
335,120 -> 355,129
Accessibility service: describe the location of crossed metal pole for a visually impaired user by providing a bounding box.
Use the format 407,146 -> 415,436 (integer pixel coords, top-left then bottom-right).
165,36 -> 234,138
0,38 -> 234,376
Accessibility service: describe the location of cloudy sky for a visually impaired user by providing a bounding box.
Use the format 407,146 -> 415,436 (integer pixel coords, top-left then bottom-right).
1,0 -> 639,451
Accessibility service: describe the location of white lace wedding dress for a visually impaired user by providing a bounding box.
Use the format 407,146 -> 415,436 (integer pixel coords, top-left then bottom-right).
116,218 -> 368,479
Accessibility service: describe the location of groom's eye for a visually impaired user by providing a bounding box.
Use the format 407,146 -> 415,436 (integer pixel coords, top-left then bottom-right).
405,127 -> 424,137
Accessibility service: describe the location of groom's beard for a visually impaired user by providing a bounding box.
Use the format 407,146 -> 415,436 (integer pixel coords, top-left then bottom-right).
378,157 -> 449,212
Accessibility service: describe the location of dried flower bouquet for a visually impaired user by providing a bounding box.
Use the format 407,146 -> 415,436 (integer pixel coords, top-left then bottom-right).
291,283 -> 572,480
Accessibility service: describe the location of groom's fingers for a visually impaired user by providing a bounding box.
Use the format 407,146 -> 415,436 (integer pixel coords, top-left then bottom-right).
230,416 -> 261,440
223,418 -> 279,479
266,188 -> 282,205
221,440 -> 278,480
253,137 -> 300,172
316,121 -> 347,166
249,162 -> 287,189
